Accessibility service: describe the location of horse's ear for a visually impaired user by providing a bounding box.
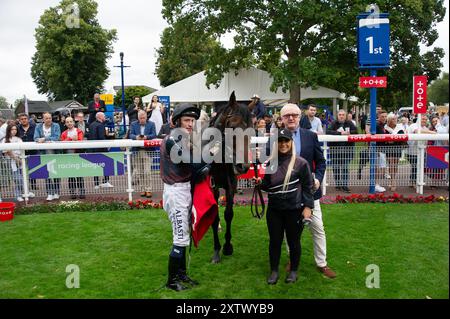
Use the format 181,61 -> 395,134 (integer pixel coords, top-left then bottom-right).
229,91 -> 236,106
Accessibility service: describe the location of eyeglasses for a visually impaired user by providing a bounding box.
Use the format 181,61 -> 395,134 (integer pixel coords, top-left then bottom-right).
282,114 -> 300,119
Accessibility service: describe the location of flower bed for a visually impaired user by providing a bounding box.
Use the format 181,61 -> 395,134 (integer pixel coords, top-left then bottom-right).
335,193 -> 449,204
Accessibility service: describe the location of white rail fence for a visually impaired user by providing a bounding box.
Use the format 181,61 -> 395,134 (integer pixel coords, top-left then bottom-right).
0,135 -> 447,202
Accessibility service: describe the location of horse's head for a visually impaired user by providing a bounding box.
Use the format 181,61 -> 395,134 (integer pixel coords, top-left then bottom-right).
210,91 -> 253,175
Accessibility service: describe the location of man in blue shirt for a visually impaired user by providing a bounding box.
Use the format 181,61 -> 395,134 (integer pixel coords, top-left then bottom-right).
280,103 -> 336,279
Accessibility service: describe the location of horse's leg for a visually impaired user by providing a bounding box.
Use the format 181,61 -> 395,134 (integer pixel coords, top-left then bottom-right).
211,188 -> 221,263
222,188 -> 234,256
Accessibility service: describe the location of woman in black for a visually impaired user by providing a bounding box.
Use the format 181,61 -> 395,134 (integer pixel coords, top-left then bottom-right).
255,128 -> 314,284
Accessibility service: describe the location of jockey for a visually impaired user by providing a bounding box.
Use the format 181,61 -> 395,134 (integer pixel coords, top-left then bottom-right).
160,103 -> 202,291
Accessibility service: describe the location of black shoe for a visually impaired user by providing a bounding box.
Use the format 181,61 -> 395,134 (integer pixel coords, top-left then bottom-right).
267,271 -> 279,285
166,279 -> 189,291
167,255 -> 189,292
341,186 -> 351,193
178,271 -> 199,286
285,271 -> 297,284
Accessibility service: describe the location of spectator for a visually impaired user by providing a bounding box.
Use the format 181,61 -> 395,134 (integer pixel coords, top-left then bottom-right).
400,116 -> 410,132
347,113 -> 357,128
87,93 -> 106,125
406,115 -> 436,189
439,111 -> 449,127
270,114 -> 284,131
250,94 -> 266,120
158,115 -> 175,139
326,109 -> 357,193
75,112 -> 88,139
17,113 -> 37,193
255,128 -> 314,284
61,117 -> 85,199
146,95 -> 164,135
305,104 -> 324,134
263,112 -> 273,133
0,117 -> 7,140
58,113 -> 67,133
2,124 -> 25,202
34,112 -> 61,201
365,104 -> 382,134
384,113 -> 407,191
128,96 -> 143,124
256,118 -> 267,135
88,112 -> 114,189
375,110 -> 389,193
360,112 -> 367,131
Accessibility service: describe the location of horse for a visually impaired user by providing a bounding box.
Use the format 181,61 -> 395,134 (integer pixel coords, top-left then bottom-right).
209,91 -> 253,263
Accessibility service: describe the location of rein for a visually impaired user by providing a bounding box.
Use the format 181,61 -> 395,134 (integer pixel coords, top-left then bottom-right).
250,161 -> 265,219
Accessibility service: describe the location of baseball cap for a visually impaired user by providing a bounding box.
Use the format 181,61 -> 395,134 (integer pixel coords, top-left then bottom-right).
252,94 -> 260,99
278,128 -> 293,141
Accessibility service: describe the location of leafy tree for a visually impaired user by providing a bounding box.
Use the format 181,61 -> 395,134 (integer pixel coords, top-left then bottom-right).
114,86 -> 155,107
0,96 -> 9,108
162,0 -> 445,107
31,0 -> 117,104
155,16 -> 221,87
428,72 -> 449,105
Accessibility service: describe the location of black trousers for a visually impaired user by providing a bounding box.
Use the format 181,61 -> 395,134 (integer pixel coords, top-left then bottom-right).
406,154 -> 417,184
69,177 -> 85,195
266,207 -> 304,272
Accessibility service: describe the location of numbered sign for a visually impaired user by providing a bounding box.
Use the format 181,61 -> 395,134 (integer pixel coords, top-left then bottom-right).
357,13 -> 390,69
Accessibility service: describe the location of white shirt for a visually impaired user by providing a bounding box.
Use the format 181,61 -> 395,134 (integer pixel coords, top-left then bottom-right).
66,128 -> 78,140
2,136 -> 22,171
308,116 -> 324,134
43,125 -> 52,138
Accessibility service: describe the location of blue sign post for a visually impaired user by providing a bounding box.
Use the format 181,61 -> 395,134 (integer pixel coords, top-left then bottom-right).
357,6 -> 390,193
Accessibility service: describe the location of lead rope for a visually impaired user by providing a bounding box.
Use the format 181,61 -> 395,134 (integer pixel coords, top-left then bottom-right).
250,162 -> 265,219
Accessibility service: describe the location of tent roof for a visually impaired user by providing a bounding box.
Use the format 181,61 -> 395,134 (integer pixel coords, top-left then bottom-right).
142,67 -> 341,104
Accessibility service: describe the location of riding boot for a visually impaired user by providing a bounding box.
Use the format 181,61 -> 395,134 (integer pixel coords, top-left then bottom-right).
178,254 -> 199,286
166,256 -> 188,291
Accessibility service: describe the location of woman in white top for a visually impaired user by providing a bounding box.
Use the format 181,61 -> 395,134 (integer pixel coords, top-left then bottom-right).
2,124 -> 25,202
146,95 -> 164,134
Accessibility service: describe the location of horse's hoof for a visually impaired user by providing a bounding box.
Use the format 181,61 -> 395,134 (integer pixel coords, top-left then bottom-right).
211,251 -> 221,264
223,243 -> 233,256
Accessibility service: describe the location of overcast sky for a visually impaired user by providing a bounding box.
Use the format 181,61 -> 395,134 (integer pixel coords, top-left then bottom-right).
0,0 -> 448,105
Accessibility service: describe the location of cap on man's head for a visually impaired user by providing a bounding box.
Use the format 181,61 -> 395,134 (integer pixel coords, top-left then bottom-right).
280,103 -> 301,117
278,128 -> 293,141
252,94 -> 260,99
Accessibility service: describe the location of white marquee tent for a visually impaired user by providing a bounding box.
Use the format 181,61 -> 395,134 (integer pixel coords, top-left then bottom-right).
142,67 -> 342,106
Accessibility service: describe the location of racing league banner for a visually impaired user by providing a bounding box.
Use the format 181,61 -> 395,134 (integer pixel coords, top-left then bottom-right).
28,153 -> 125,179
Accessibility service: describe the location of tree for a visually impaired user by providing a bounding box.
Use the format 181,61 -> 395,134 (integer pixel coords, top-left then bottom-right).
162,0 -> 445,107
0,96 -> 9,108
113,86 -> 155,107
428,72 -> 449,105
31,0 -> 117,104
155,17 -> 221,87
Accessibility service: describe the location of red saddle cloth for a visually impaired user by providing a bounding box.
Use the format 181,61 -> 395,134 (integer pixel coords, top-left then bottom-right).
192,175 -> 218,248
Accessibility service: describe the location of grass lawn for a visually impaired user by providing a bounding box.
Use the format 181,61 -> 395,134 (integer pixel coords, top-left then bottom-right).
0,203 -> 448,299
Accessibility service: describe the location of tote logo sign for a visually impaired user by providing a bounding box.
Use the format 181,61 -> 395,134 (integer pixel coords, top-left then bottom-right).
413,75 -> 428,114
28,153 -> 125,179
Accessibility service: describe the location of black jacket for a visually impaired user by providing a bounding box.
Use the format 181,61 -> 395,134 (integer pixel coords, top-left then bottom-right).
261,153 -> 314,211
157,123 -> 172,139
326,120 -> 358,147
87,100 -> 106,124
127,104 -> 143,123
88,120 -> 106,152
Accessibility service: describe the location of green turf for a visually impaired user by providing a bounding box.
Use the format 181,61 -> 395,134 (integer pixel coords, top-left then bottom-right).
0,203 -> 448,299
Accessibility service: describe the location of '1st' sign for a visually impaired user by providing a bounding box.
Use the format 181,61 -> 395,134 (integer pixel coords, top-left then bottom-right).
413,75 -> 428,114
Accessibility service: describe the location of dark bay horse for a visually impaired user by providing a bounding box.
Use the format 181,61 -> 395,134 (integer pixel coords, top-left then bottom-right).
209,92 -> 253,263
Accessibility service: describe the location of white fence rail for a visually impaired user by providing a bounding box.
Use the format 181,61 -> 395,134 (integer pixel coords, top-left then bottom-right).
0,134 -> 448,202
